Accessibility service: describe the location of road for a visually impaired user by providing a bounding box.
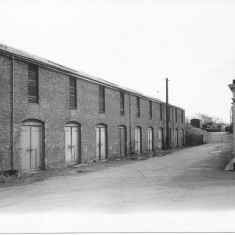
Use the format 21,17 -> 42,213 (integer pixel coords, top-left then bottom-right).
1,132 -> 235,232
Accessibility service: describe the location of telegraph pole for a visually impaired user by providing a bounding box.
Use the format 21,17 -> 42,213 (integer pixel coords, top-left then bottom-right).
166,78 -> 169,148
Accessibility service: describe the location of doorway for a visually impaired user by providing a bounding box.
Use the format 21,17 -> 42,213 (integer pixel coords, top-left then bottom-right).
96,124 -> 107,160
148,128 -> 153,152
158,128 -> 163,150
135,126 -> 142,154
118,126 -> 126,157
21,120 -> 43,172
64,122 -> 81,165
175,128 -> 178,147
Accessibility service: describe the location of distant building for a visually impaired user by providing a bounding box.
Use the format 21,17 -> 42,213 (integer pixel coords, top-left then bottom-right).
190,119 -> 202,128
0,43 -> 185,172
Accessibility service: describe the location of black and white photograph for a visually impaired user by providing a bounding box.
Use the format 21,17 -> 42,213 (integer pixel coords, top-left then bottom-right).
0,0 -> 235,233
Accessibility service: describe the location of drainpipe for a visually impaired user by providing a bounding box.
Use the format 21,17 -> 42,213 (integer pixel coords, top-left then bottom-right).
11,56 -> 15,170
129,93 -> 132,154
166,78 -> 169,148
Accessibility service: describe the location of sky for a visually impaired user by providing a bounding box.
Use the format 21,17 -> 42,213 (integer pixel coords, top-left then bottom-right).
1,0 -> 235,123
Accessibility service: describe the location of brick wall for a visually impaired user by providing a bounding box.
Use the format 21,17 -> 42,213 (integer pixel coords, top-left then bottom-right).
0,53 -> 185,171
0,55 -> 12,170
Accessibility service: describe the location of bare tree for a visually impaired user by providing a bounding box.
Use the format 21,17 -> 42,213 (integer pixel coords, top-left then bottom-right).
193,113 -> 213,124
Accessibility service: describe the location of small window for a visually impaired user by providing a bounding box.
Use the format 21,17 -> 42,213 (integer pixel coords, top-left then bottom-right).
28,63 -> 39,103
69,77 -> 77,109
99,85 -> 105,113
181,110 -> 184,123
149,101 -> 152,120
136,97 -> 140,118
120,91 -> 124,116
175,109 -> 178,122
160,104 -> 162,121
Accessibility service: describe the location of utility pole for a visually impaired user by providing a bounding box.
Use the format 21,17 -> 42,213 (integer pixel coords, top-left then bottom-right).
166,78 -> 169,148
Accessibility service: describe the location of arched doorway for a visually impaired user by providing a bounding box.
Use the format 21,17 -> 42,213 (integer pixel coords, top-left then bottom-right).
148,127 -> 153,152
118,125 -> 127,157
182,129 -> 185,146
135,126 -> 142,154
158,128 -> 163,150
96,124 -> 107,161
175,128 -> 178,147
21,120 -> 43,172
64,122 -> 81,165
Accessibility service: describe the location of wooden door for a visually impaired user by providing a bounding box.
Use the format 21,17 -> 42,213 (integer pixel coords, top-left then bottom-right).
135,127 -> 141,153
148,128 -> 153,152
158,128 -> 163,150
118,126 -> 126,156
65,126 -> 72,163
21,125 -> 31,171
31,126 -> 42,170
65,124 -> 79,165
182,129 -> 185,146
175,129 -> 178,147
96,126 -> 106,160
21,121 -> 42,172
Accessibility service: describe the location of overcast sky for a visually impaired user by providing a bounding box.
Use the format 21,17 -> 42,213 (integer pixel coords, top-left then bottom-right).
1,0 -> 234,123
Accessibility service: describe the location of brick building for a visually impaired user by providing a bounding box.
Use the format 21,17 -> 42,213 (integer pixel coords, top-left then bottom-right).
0,43 -> 185,172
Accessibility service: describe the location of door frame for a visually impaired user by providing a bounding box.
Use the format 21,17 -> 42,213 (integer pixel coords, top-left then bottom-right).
159,127 -> 163,150
175,128 -> 178,147
64,122 -> 81,165
135,126 -> 142,154
148,127 -> 154,152
118,125 -> 127,157
96,124 -> 108,160
21,119 -> 45,171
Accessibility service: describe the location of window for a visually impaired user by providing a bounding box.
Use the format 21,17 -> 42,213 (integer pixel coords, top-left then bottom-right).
120,91 -> 124,116
69,77 -> 77,109
181,110 -> 184,123
136,97 -> 140,117
149,101 -> 152,120
99,85 -> 105,113
28,63 -> 39,103
160,104 -> 162,121
175,109 -> 178,122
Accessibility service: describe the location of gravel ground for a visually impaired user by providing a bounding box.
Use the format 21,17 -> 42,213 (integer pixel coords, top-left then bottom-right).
0,148 -> 183,187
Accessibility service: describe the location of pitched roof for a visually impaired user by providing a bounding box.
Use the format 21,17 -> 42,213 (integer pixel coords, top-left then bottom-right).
0,42 -> 184,110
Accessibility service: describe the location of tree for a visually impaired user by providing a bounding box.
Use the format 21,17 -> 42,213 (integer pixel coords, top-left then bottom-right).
193,113 -> 213,124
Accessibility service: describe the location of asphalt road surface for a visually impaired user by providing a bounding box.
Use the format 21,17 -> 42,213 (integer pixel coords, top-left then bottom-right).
1,132 -> 235,232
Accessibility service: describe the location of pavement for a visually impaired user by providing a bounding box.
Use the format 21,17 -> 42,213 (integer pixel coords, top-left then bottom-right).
1,132 -> 235,233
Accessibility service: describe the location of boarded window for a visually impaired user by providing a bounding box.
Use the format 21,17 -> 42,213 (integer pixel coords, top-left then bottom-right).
120,91 -> 124,116
99,85 -> 105,113
149,101 -> 152,120
136,97 -> 140,118
160,104 -> 162,120
175,109 -> 178,122
69,77 -> 77,109
28,63 -> 39,103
